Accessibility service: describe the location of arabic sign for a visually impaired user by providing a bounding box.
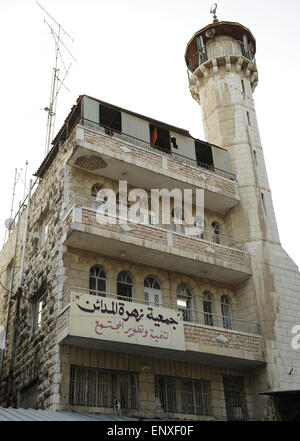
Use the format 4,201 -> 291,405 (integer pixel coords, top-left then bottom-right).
69,293 -> 186,351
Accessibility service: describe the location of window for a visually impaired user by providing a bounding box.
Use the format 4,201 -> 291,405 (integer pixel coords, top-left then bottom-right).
261,193 -> 267,215
19,381 -> 38,409
241,79 -> 245,94
253,150 -> 258,166
223,376 -> 247,421
91,184 -> 105,209
39,216 -> 49,246
177,283 -> 194,322
117,271 -> 133,301
171,136 -> 178,149
69,366 -> 138,409
149,125 -> 171,153
195,141 -> 214,170
144,276 -> 162,306
116,192 -> 129,218
220,295 -> 233,330
89,265 -> 106,296
99,104 -> 121,133
203,291 -> 214,327
155,376 -> 212,416
33,299 -> 43,333
211,221 -> 220,244
247,111 -> 251,126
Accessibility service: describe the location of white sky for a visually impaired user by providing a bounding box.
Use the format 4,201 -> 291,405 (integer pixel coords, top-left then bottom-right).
0,0 -> 299,268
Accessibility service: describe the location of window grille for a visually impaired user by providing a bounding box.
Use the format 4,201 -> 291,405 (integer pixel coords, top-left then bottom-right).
155,375 -> 212,416
19,381 -> 38,409
69,366 -> 138,409
223,376 -> 247,421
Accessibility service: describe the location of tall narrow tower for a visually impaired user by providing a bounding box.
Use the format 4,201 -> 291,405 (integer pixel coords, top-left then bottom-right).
185,14 -> 300,419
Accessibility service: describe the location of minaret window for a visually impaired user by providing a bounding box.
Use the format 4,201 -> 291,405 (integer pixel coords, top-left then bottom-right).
247,111 -> 251,126
117,271 -> 133,301
261,193 -> 267,215
89,265 -> 107,296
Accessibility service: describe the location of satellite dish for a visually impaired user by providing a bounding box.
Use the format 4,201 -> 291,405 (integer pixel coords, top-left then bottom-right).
4,218 -> 14,229
205,28 -> 216,39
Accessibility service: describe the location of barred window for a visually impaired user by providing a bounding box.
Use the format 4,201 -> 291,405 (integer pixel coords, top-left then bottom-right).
69,366 -> 138,409
155,375 -> 212,416
19,381 -> 38,409
223,375 -> 247,421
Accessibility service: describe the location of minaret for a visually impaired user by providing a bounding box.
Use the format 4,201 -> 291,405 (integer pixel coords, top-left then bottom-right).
185,8 -> 300,420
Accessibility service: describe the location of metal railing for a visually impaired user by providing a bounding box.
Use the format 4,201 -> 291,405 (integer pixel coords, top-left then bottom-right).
187,38 -> 256,73
62,288 -> 261,336
66,192 -> 246,251
78,117 -> 236,181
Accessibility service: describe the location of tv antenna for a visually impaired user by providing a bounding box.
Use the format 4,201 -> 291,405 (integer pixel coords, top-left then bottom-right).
36,1 -> 76,157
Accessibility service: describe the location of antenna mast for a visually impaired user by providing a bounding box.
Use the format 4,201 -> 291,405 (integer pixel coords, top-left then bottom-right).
36,1 -> 76,157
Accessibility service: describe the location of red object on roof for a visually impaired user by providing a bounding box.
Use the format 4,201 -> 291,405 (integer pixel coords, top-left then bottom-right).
150,127 -> 157,147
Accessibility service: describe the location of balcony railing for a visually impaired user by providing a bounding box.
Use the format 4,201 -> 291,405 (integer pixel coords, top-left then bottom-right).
77,117 -> 236,181
61,288 -> 261,336
66,192 -> 246,251
187,38 -> 256,73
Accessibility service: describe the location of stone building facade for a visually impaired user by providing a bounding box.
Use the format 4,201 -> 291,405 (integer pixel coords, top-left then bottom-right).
0,18 -> 299,421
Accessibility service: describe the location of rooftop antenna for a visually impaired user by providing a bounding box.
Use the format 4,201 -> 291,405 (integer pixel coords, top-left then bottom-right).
36,1 -> 76,157
3,169 -> 18,243
210,3 -> 219,23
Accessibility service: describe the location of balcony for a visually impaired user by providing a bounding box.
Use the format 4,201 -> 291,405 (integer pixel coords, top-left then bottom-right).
187,38 -> 256,74
67,120 -> 240,214
57,289 -> 265,369
62,193 -> 251,284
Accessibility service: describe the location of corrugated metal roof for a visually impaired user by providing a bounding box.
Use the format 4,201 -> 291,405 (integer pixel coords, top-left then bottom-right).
0,406 -> 139,421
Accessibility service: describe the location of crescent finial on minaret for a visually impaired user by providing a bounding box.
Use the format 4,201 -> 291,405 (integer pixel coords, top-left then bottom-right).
210,3 -> 219,23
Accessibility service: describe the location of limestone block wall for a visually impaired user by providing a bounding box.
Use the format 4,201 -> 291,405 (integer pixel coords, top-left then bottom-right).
0,129 -> 77,408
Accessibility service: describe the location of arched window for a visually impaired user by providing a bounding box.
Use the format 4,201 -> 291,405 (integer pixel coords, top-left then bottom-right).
117,271 -> 133,301
221,295 -> 233,330
89,265 -> 106,296
211,221 -> 221,244
177,283 -> 194,322
144,276 -> 162,306
116,192 -> 129,217
203,291 -> 214,327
